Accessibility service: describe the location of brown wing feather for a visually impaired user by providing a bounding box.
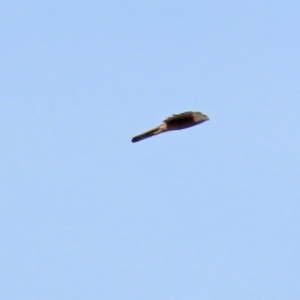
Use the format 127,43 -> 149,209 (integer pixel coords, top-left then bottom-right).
163,111 -> 194,123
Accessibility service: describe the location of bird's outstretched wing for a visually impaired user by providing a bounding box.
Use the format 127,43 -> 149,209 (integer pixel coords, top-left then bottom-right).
163,111 -> 194,123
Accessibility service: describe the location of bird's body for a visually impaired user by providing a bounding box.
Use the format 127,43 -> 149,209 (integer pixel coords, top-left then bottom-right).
131,111 -> 209,143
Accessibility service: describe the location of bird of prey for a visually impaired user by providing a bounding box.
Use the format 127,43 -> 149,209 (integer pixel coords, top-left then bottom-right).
131,111 -> 209,143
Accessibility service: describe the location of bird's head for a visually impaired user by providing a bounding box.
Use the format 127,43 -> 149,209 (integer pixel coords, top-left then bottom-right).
195,112 -> 209,122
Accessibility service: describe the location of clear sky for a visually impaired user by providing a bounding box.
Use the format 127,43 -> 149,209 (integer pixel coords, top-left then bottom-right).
1,1 -> 300,299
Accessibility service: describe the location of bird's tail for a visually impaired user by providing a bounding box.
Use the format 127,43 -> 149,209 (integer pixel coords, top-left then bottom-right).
131,126 -> 163,143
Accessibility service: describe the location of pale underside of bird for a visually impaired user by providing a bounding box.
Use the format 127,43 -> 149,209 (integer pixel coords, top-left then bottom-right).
131,111 -> 209,143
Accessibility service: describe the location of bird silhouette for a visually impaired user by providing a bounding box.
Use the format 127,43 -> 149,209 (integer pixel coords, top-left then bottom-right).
131,111 -> 209,143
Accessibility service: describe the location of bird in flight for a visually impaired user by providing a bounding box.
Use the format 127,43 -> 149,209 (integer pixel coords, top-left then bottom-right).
131,111 -> 209,143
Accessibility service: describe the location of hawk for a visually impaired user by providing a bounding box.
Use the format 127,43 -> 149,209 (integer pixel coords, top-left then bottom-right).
131,111 -> 209,143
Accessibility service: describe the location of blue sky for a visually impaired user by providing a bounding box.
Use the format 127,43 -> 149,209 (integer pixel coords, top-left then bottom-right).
1,1 -> 300,299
